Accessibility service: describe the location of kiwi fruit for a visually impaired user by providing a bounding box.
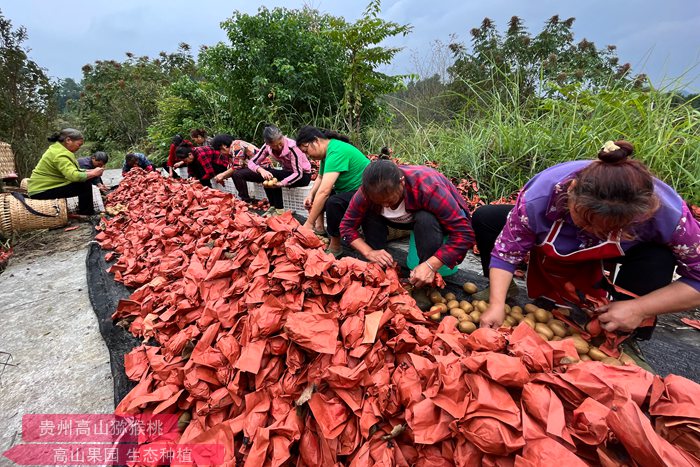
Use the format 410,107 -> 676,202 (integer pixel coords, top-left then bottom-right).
588,347 -> 607,361
534,308 -> 550,323
459,300 -> 473,312
535,323 -> 554,340
549,322 -> 568,338
522,317 -> 536,329
510,311 -> 524,323
450,308 -> 467,320
601,357 -> 622,366
569,336 -> 590,354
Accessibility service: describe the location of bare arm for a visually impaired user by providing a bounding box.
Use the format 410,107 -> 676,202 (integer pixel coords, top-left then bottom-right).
479,268 -> 515,328
304,172 -> 339,228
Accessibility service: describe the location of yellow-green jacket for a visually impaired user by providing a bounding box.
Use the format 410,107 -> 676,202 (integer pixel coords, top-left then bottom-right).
27,142 -> 88,195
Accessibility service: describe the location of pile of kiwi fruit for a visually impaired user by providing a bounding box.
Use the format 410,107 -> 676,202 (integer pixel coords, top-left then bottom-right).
425,281 -> 633,366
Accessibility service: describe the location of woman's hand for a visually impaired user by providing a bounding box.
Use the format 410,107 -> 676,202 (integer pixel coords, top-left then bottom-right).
480,303 -> 507,329
365,249 -> 393,268
595,300 -> 648,333
213,174 -> 225,185
87,167 -> 104,179
409,262 -> 435,288
258,168 -> 273,180
304,195 -> 314,211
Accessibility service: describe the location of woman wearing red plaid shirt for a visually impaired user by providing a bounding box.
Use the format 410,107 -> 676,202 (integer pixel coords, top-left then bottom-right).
340,157 -> 475,291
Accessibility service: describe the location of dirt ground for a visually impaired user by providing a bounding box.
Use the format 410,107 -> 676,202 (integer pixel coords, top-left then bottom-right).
0,223 -> 113,457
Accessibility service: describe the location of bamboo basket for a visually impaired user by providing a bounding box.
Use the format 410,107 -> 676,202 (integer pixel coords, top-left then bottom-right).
0,193 -> 68,236
19,178 -> 28,191
0,142 -> 17,179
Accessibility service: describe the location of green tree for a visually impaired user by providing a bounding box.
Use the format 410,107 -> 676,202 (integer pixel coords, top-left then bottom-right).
0,9 -> 57,179
55,78 -> 82,114
153,2 -> 411,148
448,16 -> 639,104
76,44 -> 195,153
196,6 -> 348,140
328,0 -> 412,136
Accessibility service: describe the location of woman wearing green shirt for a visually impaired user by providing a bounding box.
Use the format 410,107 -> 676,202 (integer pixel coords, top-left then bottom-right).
296,126 -> 370,257
28,129 -> 104,215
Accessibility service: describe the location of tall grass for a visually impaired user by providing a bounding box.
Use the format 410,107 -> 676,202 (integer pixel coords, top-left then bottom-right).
363,81 -> 700,205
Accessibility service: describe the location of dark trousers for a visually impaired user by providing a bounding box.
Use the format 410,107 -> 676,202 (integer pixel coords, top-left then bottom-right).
325,191 -> 359,238
231,168 -> 311,208
361,210 -> 445,263
471,204 -> 676,298
31,182 -> 95,215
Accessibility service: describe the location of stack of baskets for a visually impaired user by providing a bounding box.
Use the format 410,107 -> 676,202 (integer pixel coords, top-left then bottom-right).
0,193 -> 68,236
0,142 -> 18,181
20,179 -> 104,214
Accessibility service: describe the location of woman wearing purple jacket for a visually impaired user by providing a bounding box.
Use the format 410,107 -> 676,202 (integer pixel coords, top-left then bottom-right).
473,141 -> 700,336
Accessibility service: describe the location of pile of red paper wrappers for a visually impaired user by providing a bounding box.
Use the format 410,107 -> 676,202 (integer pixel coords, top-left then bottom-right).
97,170 -> 700,466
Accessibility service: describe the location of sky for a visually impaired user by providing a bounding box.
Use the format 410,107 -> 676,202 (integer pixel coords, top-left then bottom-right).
2,0 -> 699,91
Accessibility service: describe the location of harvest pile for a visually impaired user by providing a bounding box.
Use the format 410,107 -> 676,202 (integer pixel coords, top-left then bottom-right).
97,170 -> 700,466
427,289 -> 633,366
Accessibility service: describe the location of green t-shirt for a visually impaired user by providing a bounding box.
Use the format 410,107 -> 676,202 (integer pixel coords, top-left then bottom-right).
320,139 -> 370,193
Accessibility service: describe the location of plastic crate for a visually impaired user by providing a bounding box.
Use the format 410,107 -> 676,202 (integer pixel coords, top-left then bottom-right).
211,179 -> 312,214
212,179 -> 238,195
246,182 -> 267,201
282,185 -> 312,213
66,185 -> 105,213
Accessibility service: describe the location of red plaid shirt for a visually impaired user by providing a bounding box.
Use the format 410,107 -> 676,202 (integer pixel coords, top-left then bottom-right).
193,146 -> 227,180
340,165 -> 475,268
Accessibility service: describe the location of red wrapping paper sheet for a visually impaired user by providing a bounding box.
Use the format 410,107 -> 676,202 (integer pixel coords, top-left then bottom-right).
96,171 -> 700,466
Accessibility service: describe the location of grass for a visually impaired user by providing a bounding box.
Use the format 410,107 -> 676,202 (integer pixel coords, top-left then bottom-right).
363,81 -> 700,205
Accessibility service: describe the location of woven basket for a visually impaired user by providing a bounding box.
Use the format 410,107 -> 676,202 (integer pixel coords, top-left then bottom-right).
19,178 -> 28,191
0,142 -> 17,179
0,193 -> 68,236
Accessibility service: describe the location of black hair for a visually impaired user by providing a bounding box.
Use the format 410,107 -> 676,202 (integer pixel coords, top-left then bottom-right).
295,125 -> 351,145
210,134 -> 234,151
380,146 -> 392,157
125,153 -> 139,165
190,128 -> 207,139
48,128 -> 83,143
361,159 -> 403,199
91,151 -> 109,163
171,134 -> 184,146
175,144 -> 194,159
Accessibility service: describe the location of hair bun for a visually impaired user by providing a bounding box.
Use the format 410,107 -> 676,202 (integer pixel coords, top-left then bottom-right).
598,140 -> 634,163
